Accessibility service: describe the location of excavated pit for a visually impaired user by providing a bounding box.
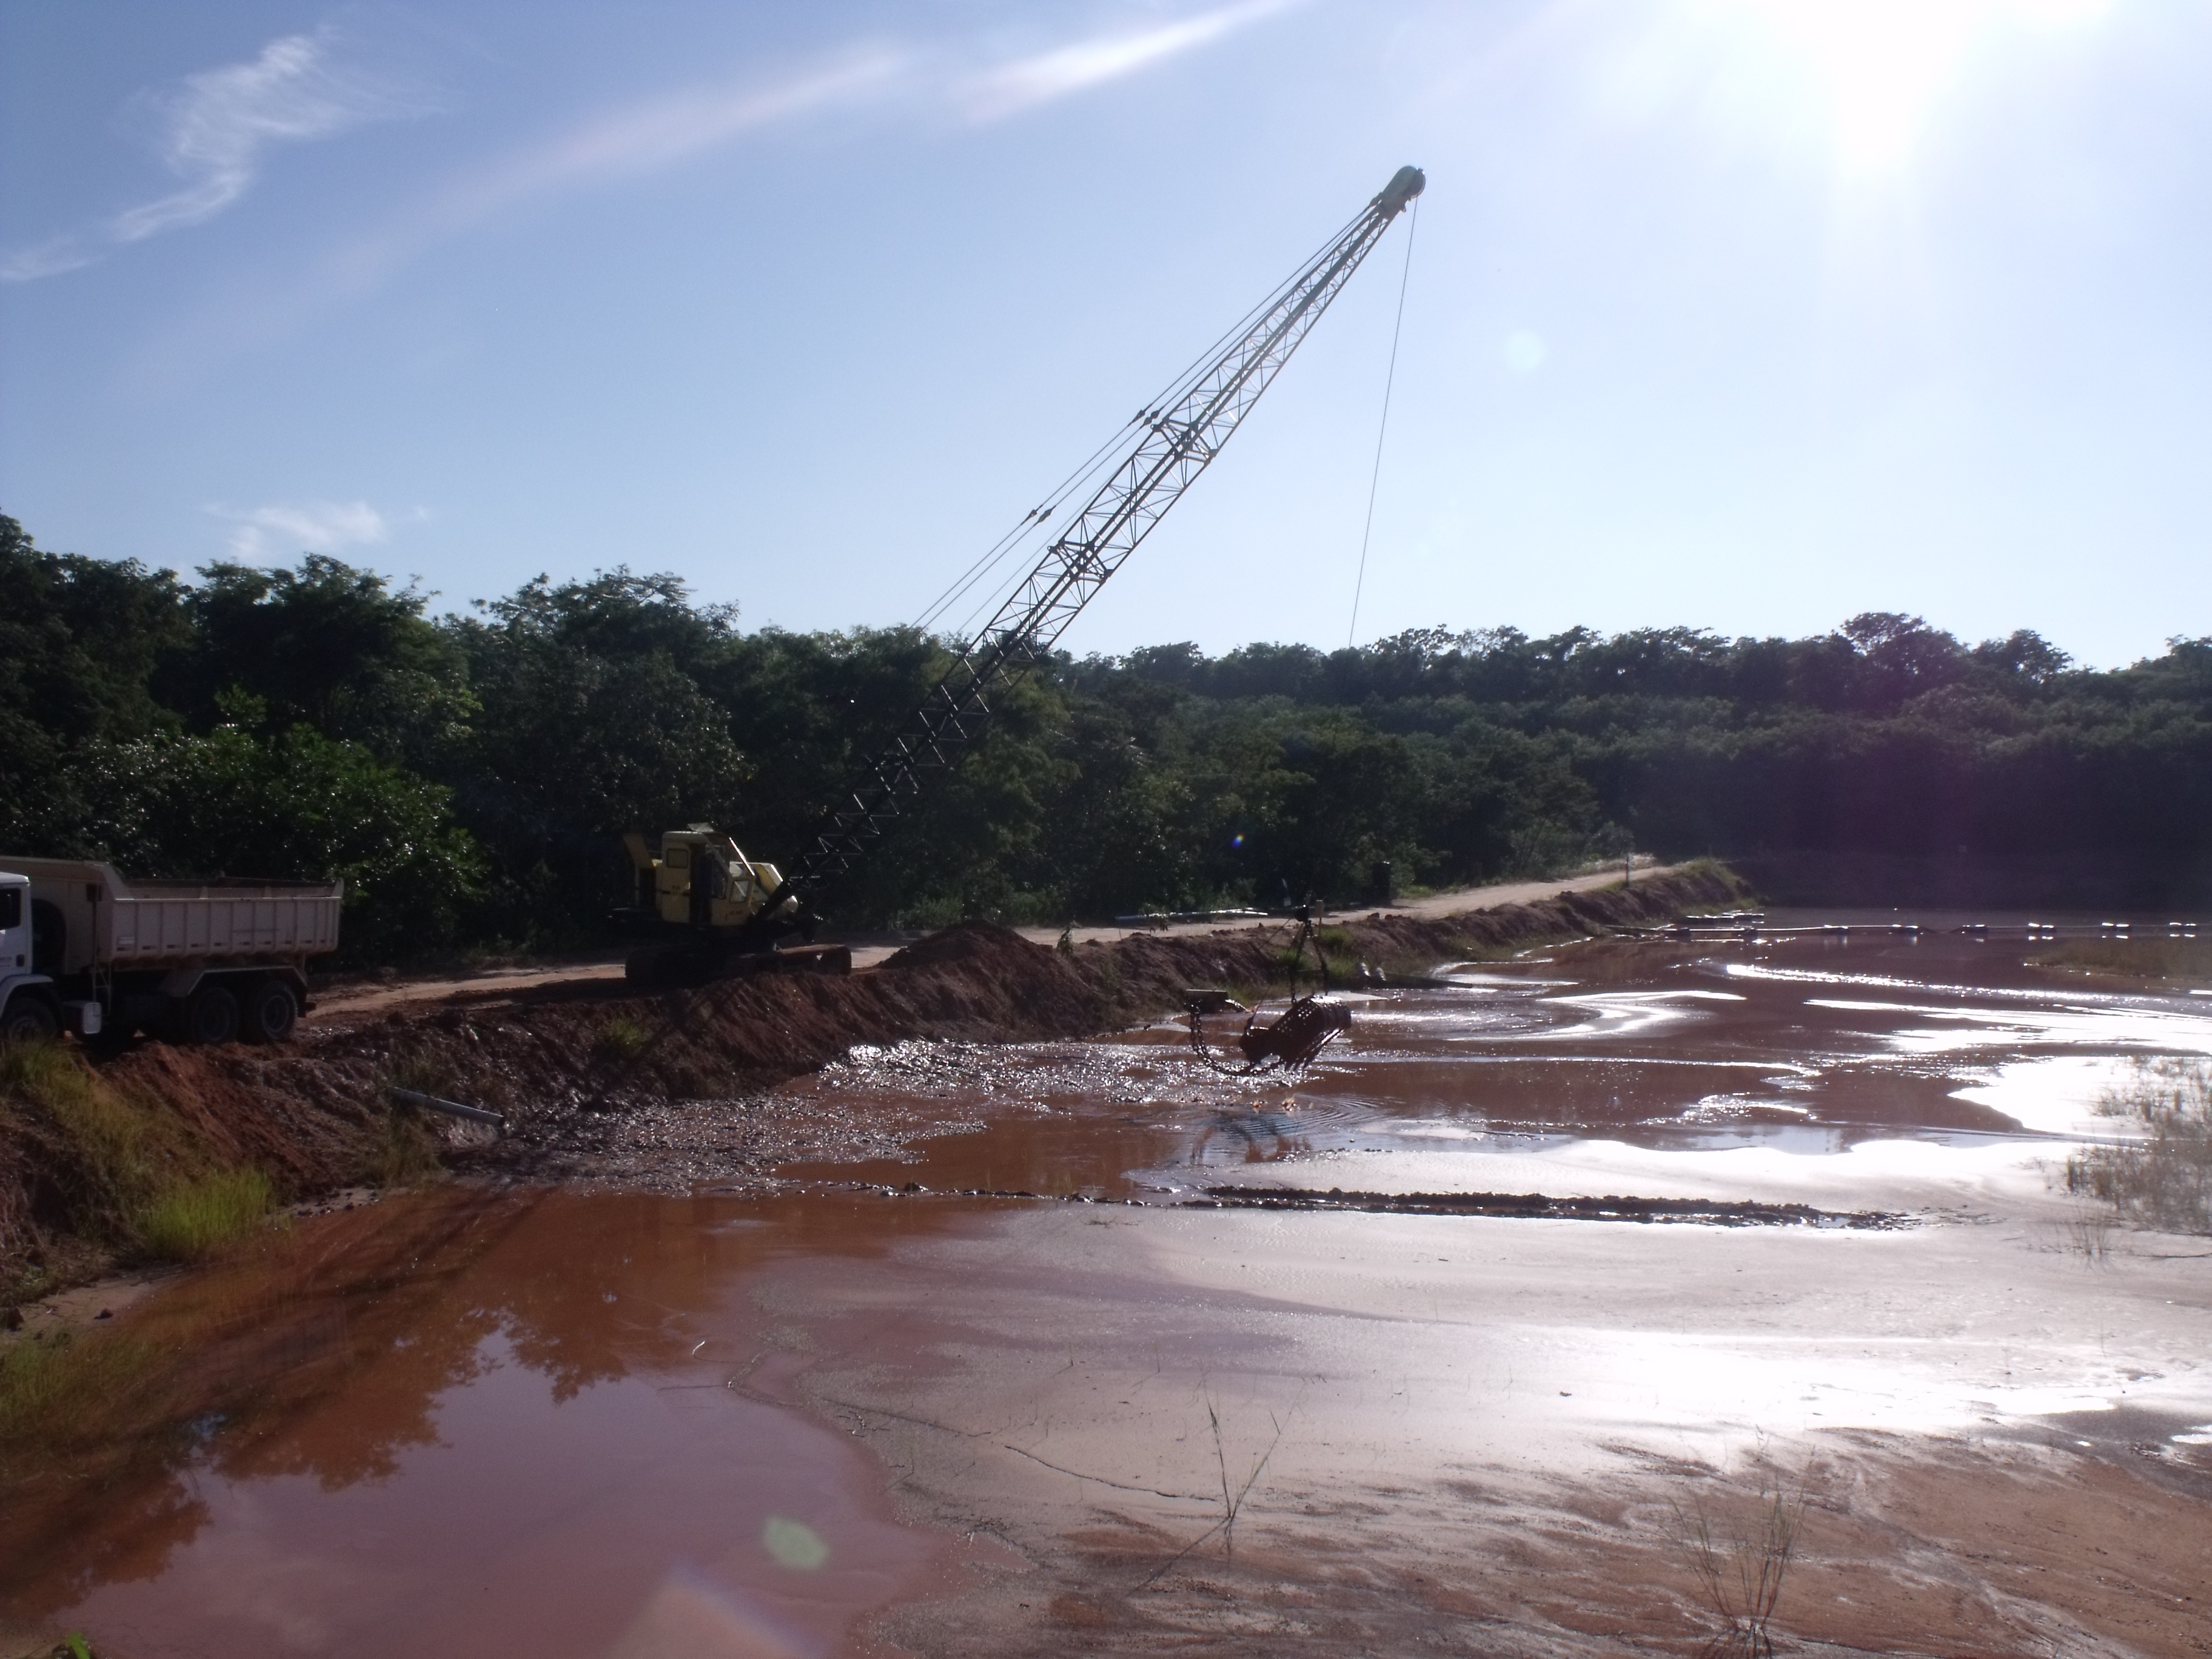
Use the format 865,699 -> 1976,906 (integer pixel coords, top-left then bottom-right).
8,868 -> 2212,1659
2,868 -> 1743,1282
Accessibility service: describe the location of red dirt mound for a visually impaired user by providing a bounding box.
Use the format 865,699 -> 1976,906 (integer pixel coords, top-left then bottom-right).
3,866 -> 1743,1292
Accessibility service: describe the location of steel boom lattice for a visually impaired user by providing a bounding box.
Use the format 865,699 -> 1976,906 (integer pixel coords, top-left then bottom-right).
794,164 -> 1426,890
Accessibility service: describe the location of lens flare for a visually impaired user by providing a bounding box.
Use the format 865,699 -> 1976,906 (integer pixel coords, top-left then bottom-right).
1712,0 -> 2114,175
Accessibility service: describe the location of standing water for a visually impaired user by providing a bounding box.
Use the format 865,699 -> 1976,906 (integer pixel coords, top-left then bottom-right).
5,916 -> 2208,1655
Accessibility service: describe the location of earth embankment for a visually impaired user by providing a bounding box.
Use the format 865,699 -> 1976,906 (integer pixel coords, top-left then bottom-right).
2,865 -> 1741,1298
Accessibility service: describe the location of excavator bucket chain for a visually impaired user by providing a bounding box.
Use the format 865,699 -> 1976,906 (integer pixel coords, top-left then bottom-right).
1235,995 -> 1352,1071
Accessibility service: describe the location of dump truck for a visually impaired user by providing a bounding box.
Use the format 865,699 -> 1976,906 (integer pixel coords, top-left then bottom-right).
0,857 -> 341,1045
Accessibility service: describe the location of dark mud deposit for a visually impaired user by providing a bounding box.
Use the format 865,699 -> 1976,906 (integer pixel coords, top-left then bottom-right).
1187,1185 -> 1905,1226
7,879 -> 2212,1658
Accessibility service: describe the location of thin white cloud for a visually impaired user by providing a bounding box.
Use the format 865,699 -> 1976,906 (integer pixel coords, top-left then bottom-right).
3,27 -> 427,282
124,4 -> 1307,383
307,49 -> 905,304
963,0 -> 1298,122
207,499 -> 392,560
346,5 -> 1289,272
310,1 -> 1284,306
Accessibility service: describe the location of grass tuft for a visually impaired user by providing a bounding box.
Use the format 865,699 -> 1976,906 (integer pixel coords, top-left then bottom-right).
595,1013 -> 652,1062
1668,1467 -> 1809,1658
368,1108 -> 446,1189
135,1170 -> 276,1262
0,1326 -> 158,1455
2,1040 -> 174,1232
2067,1057 -> 2211,1235
366,1048 -> 462,1188
2032,936 -> 2212,990
1,1039 -> 286,1265
378,1046 -> 457,1101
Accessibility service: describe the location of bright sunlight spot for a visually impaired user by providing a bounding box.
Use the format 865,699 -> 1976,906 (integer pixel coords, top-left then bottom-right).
1721,0 -> 2113,173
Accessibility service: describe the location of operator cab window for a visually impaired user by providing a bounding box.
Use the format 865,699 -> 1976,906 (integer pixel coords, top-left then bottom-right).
0,888 -> 21,930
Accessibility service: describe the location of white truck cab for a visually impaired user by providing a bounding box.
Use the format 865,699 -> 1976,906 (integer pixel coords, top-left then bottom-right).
0,869 -> 73,1044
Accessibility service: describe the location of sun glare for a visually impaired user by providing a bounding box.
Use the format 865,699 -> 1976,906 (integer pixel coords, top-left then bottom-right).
1724,0 -> 2113,174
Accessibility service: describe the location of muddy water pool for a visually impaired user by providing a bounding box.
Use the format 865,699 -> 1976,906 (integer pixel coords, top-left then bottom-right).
9,920 -> 2211,1657
799,919 -> 2212,1201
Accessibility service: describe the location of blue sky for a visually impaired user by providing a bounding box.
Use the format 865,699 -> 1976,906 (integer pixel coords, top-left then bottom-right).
2,0 -> 2205,667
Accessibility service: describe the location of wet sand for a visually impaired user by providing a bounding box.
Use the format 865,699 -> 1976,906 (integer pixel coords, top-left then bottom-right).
7,919 -> 2211,1657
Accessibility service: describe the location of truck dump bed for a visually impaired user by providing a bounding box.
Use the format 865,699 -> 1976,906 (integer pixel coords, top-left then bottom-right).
2,857 -> 343,976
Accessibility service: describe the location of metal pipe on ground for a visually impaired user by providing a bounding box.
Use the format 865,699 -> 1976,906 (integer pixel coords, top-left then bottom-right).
388,1087 -> 507,1133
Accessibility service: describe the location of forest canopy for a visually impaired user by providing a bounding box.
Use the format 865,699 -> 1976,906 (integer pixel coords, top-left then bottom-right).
4,512 -> 2208,959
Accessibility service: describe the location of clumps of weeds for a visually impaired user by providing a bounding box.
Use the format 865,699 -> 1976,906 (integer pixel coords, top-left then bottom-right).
367,1110 -> 444,1188
0,1039 -> 280,1268
369,1047 -> 460,1187
3,1039 -> 181,1238
2066,1057 -> 2211,1235
2031,936 -> 2212,991
1667,1460 -> 1811,1658
366,1102 -> 446,1189
594,1013 -> 652,1064
1,1322 -> 160,1463
378,1045 -> 458,1101
136,1170 -> 278,1262
2049,1207 -> 2116,1265
1275,938 -> 1358,988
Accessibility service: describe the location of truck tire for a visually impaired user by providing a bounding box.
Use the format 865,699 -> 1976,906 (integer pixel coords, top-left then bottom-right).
183,983 -> 241,1045
2,994 -> 58,1045
243,978 -> 298,1044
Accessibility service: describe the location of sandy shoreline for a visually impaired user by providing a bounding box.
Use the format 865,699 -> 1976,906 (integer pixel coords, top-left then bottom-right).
759,1132 -> 2212,1656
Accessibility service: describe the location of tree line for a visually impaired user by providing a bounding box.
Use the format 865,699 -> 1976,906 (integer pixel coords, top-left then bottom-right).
4,512 -> 2207,959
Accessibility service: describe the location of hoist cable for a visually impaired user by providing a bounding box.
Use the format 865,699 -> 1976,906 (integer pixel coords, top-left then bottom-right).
909,204 -> 1375,642
1346,193 -> 1418,649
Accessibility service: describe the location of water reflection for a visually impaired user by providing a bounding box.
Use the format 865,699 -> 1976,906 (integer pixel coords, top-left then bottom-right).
4,1190 -> 953,1657
15,922 -> 2207,1650
786,929 -> 2212,1201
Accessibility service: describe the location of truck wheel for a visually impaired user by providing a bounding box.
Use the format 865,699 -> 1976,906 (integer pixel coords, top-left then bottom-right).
243,979 -> 299,1044
2,995 -> 58,1045
183,984 -> 241,1045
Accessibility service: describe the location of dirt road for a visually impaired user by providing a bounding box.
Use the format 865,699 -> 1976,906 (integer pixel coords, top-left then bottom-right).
306,862 -> 1677,1024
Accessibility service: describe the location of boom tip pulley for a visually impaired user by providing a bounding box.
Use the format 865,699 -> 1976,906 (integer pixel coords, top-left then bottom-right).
1375,165 -> 1426,217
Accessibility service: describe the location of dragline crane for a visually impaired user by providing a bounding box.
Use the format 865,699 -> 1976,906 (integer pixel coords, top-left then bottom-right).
622,164 -> 1426,985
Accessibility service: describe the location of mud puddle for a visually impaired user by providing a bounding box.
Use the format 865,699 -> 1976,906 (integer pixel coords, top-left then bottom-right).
777,914 -> 2212,1210
1,1189 -> 1002,1658
9,916 -> 2212,1657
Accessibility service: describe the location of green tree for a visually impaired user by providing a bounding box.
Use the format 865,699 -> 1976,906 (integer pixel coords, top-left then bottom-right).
64,726 -> 480,958
0,514 -> 191,848
449,569 -> 751,942
175,556 -> 475,770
